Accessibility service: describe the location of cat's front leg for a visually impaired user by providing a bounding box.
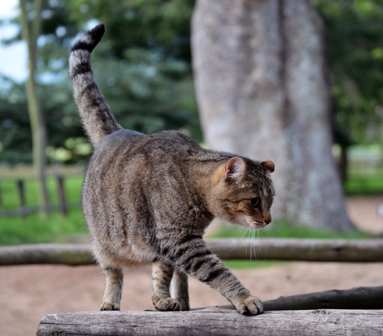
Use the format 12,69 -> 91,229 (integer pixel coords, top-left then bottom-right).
151,260 -> 188,311
164,236 -> 263,315
171,269 -> 190,311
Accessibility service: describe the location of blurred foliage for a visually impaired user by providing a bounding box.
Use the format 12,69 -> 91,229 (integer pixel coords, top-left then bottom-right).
0,0 -> 199,165
0,0 -> 382,165
313,0 -> 383,144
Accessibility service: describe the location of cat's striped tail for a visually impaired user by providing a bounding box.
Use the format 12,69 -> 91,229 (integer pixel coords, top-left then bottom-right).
69,23 -> 122,147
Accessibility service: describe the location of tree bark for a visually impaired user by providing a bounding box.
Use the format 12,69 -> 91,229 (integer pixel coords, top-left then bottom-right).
192,0 -> 353,232
19,0 -> 50,215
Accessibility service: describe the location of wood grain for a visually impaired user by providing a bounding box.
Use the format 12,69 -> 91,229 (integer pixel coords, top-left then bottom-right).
36,307 -> 383,336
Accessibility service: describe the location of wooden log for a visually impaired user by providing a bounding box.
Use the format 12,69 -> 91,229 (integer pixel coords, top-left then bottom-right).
219,286 -> 383,311
1,239 -> 383,266
208,238 -> 383,262
0,180 -> 3,208
0,244 -> 94,266
36,307 -> 383,336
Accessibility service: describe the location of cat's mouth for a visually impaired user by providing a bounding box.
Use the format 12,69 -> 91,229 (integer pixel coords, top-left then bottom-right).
235,215 -> 267,231
249,222 -> 267,231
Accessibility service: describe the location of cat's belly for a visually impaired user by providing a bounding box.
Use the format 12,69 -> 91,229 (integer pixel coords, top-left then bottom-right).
91,236 -> 156,266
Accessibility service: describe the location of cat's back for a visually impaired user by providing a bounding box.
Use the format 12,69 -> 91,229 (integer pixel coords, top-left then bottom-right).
85,129 -> 204,189
93,129 -> 200,166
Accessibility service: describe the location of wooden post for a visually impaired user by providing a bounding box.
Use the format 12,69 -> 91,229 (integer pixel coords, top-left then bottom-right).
36,307 -> 383,336
16,179 -> 27,216
56,175 -> 68,215
0,180 -> 3,208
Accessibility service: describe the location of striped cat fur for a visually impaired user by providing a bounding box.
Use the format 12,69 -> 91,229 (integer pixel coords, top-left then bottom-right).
69,24 -> 275,316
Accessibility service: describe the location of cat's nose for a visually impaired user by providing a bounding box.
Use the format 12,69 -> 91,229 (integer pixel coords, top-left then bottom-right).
264,216 -> 272,224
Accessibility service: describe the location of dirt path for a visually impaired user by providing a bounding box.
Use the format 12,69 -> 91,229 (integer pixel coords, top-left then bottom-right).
1,196 -> 382,336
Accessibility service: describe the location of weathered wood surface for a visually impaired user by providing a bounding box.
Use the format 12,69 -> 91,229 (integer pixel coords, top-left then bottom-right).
37,307 -> 383,336
224,286 -> 383,310
1,239 -> 383,266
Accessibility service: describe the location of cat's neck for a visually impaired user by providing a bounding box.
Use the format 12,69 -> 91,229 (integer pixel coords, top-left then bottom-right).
192,159 -> 227,221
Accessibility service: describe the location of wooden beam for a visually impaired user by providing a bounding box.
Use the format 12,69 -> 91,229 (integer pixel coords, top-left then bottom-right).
1,239 -> 383,266
0,244 -> 94,266
36,307 -> 383,336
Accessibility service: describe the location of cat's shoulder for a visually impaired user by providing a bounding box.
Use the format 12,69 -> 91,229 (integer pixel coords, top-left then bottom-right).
151,130 -> 198,144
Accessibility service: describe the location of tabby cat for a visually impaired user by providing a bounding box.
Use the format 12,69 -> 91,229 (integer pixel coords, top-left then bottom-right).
69,24 -> 275,316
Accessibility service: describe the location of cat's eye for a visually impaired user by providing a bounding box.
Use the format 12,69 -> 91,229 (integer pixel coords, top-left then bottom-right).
250,197 -> 260,209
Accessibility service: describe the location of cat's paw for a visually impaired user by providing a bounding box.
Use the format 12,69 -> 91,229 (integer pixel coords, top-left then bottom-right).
153,297 -> 183,311
99,302 -> 120,311
177,298 -> 190,311
234,295 -> 263,316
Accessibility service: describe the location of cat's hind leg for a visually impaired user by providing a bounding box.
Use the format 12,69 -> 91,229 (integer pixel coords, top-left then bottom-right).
171,269 -> 190,311
151,260 -> 184,311
99,263 -> 124,311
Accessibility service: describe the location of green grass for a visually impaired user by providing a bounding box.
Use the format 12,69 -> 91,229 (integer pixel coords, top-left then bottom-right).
344,170 -> 383,195
0,175 -> 83,210
0,175 -> 87,245
223,260 -> 285,269
0,209 -> 88,245
211,220 -> 373,240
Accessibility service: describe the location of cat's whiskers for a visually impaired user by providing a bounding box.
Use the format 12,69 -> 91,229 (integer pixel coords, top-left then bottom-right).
246,227 -> 254,260
260,228 -> 267,261
251,230 -> 256,261
228,226 -> 250,253
269,222 -> 285,238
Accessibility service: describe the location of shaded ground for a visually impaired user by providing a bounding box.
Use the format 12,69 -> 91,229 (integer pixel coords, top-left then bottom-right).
1,196 -> 382,336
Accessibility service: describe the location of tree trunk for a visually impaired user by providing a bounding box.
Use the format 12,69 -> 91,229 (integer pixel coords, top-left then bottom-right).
19,0 -> 50,215
192,0 -> 354,232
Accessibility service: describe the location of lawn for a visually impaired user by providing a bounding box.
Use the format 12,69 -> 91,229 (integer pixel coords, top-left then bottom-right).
344,168 -> 383,195
0,174 -> 87,245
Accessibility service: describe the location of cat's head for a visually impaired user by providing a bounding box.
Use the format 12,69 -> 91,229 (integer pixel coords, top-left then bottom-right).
210,157 -> 275,230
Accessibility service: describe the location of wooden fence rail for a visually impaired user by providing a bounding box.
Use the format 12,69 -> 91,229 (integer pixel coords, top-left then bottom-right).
1,239 -> 383,265
0,174 -> 81,218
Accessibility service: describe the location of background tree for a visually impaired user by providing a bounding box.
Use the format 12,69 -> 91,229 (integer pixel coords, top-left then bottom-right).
192,0 -> 354,232
2,0 -> 381,167
19,0 -> 50,214
314,0 -> 383,180
0,0 -> 381,229
0,0 -> 200,164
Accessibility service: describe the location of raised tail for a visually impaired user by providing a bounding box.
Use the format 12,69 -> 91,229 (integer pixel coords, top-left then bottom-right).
69,23 -> 122,146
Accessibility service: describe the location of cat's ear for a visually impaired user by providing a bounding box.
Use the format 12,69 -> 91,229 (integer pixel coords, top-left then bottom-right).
224,157 -> 247,183
261,160 -> 275,173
